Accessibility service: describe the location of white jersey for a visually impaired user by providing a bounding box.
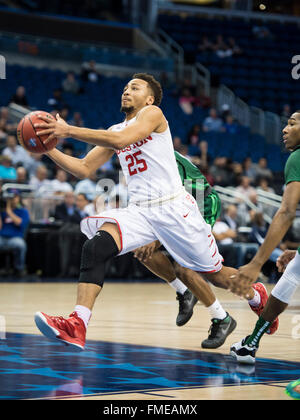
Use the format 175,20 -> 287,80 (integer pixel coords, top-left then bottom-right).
111,114 -> 182,203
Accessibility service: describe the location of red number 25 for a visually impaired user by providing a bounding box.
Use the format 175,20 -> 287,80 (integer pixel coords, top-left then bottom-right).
125,151 -> 148,176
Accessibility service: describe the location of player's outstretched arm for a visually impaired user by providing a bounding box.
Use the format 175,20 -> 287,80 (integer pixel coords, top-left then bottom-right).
46,145 -> 115,179
35,106 -> 165,150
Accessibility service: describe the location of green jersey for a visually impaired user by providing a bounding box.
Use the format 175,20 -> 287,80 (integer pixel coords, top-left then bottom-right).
284,146 -> 300,254
174,151 -> 221,226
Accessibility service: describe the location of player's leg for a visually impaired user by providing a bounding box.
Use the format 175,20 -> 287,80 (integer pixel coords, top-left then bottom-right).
35,223 -> 120,350
230,250 -> 300,364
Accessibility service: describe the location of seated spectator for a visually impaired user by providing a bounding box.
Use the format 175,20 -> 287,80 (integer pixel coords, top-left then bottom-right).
202,108 -> 223,132
62,71 -> 80,94
242,157 -> 258,183
29,164 -> 52,197
0,118 -> 7,141
50,169 -> 73,194
84,194 -> 106,216
235,176 -> 257,201
179,88 -> 195,115
210,157 -> 232,187
68,111 -> 84,127
197,89 -> 212,109
197,35 -> 214,52
81,60 -> 101,83
74,172 -> 99,201
53,191 -> 82,224
0,190 -> 30,277
223,115 -> 239,134
213,216 -> 237,267
0,107 -> 17,135
9,86 -> 29,107
257,177 -> 275,194
187,124 -> 201,145
16,167 -> 28,184
47,88 -> 64,109
2,134 -> 33,168
227,37 -> 243,56
213,35 -> 232,58
0,155 -> 17,180
254,157 -> 273,183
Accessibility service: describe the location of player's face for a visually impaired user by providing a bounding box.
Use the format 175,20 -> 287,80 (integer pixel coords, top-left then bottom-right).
121,79 -> 154,114
283,113 -> 300,151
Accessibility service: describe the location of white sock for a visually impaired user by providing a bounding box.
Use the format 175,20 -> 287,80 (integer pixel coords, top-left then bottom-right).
75,305 -> 91,329
207,299 -> 227,320
169,278 -> 188,295
247,288 -> 261,307
271,251 -> 300,304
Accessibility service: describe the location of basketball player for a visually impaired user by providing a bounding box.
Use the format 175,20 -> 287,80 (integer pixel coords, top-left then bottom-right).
230,112 -> 300,381
32,74 -> 270,351
133,150 -> 277,348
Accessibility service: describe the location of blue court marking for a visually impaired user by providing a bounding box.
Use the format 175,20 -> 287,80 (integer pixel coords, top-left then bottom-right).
0,332 -> 299,399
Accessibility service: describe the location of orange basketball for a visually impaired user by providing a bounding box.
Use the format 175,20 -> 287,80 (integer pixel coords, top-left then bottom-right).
17,111 -> 58,154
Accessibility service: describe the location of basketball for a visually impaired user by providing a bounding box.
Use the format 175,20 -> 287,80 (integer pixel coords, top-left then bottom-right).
17,111 -> 58,153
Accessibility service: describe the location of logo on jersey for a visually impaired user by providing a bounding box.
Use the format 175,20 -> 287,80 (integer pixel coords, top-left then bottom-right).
116,136 -> 153,155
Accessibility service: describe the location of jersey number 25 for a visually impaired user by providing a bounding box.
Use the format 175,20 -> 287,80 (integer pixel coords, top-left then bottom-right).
126,151 -> 148,176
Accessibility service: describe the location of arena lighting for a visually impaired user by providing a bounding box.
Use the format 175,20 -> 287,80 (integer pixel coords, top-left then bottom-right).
259,3 -> 267,10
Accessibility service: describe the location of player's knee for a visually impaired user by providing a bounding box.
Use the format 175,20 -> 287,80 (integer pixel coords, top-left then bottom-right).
79,230 -> 119,287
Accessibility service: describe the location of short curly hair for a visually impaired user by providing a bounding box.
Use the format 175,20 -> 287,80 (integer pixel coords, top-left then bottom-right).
132,73 -> 163,106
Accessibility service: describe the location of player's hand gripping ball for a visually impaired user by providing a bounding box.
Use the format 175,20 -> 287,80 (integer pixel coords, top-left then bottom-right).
17,111 -> 58,153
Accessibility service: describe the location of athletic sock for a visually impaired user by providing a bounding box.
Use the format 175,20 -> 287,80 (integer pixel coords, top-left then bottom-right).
169,278 -> 188,295
207,299 -> 227,320
247,288 -> 261,307
74,305 -> 91,329
245,316 -> 271,347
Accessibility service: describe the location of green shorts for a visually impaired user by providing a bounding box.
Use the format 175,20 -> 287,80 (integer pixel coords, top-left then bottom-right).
203,189 -> 221,228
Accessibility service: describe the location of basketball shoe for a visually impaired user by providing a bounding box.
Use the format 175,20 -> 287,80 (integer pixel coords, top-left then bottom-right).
248,282 -> 279,335
176,289 -> 198,326
230,336 -> 258,364
285,378 -> 300,400
34,311 -> 86,351
201,312 -> 237,349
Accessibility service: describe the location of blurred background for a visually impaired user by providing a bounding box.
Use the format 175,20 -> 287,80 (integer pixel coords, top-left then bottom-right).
0,0 -> 299,282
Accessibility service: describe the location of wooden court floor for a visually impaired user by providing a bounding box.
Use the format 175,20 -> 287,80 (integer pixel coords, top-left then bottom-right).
0,281 -> 299,400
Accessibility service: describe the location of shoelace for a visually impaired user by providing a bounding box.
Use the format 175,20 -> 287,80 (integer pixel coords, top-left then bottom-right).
176,293 -> 187,311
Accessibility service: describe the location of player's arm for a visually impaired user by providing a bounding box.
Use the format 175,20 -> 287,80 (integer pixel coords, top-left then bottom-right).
35,106 -> 165,150
46,145 -> 115,179
250,181 -> 300,267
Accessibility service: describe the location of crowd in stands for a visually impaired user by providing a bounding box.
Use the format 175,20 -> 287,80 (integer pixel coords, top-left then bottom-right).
0,70 -> 299,281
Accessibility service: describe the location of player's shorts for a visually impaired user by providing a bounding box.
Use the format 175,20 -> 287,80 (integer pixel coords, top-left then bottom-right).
203,189 -> 221,228
80,189 -> 223,273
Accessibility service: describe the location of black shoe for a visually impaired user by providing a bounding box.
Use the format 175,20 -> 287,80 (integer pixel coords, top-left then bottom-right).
176,289 -> 198,327
201,312 -> 237,349
230,336 -> 258,364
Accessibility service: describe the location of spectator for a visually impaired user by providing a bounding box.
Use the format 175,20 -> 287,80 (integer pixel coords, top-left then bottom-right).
0,191 -> 30,277
47,88 -> 64,109
256,177 -> 276,219
9,86 -> 29,107
84,194 -> 105,216
235,176 -> 257,202
0,155 -> 17,180
254,157 -> 273,183
213,35 -> 232,58
197,89 -> 212,109
53,191 -> 82,224
69,111 -> 84,127
29,164 -> 52,196
209,157 -> 232,186
252,25 -> 273,40
223,114 -> 239,134
227,37 -> 243,56
26,153 -> 43,179
187,124 -> 201,145
81,60 -> 101,83
0,107 -> 17,134
16,167 -> 28,184
2,134 -> 33,168
202,108 -> 223,132
74,172 -> 99,201
257,177 -> 275,194
197,35 -> 214,52
50,169 -> 73,194
0,118 -> 8,141
212,216 -> 237,267
179,88 -> 195,115
242,157 -> 257,182
62,71 -> 80,94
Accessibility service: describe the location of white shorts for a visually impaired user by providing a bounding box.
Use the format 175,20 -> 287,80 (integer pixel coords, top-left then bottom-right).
80,190 -> 223,273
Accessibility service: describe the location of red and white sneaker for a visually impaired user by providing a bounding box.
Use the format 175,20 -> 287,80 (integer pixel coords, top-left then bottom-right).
34,311 -> 86,351
248,282 -> 279,335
